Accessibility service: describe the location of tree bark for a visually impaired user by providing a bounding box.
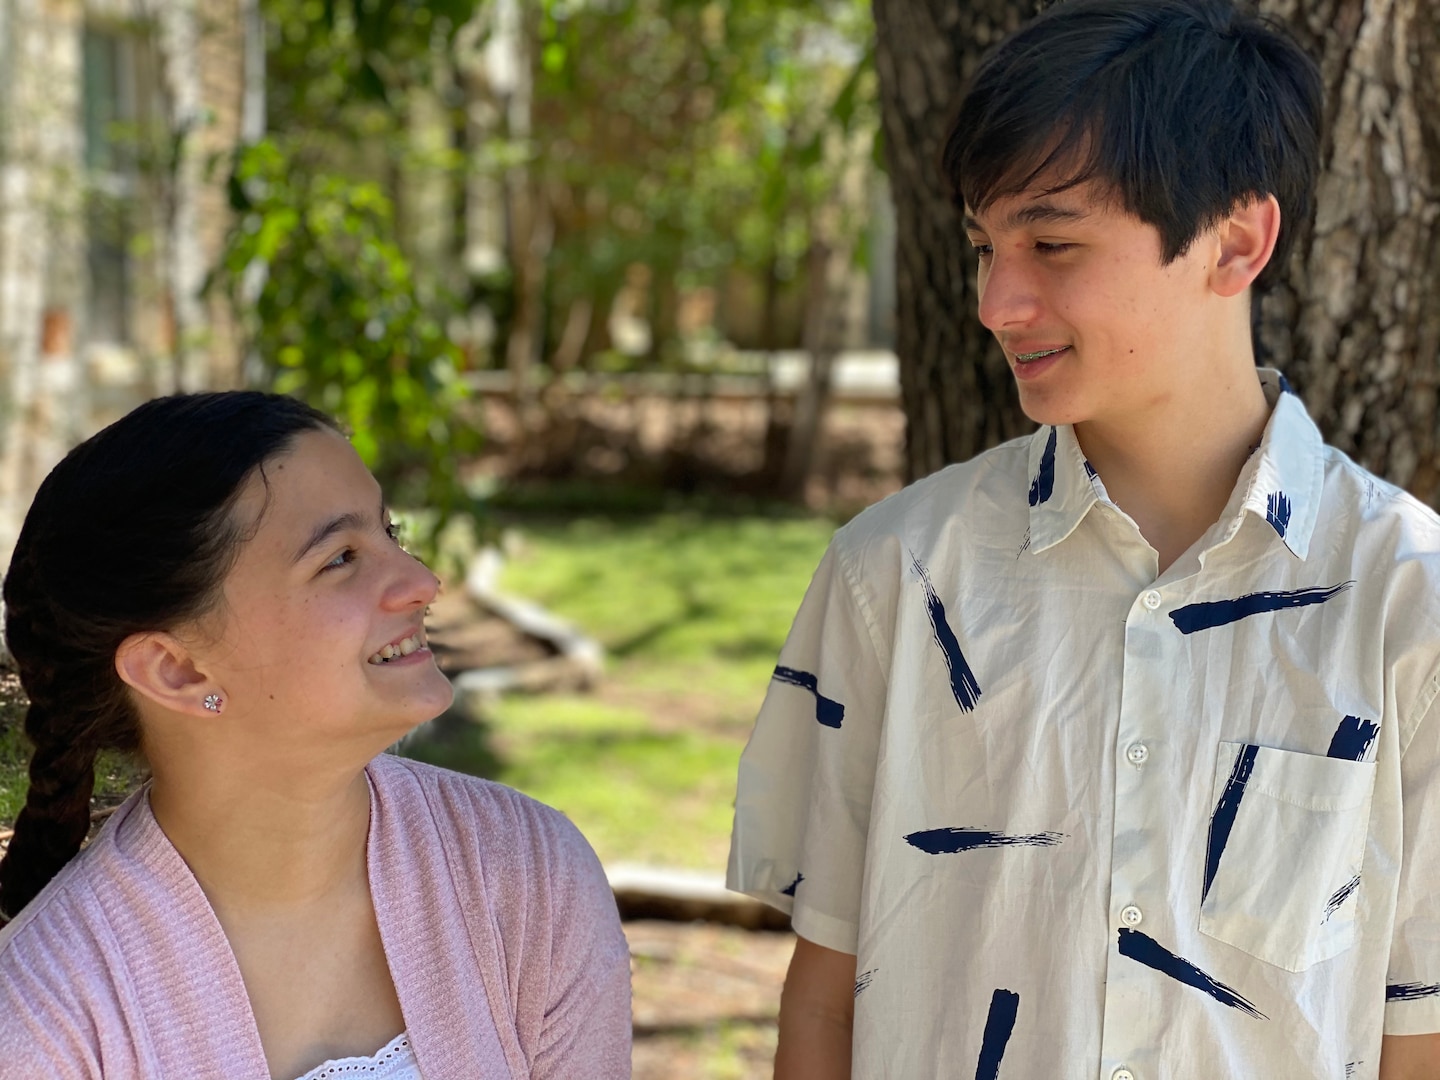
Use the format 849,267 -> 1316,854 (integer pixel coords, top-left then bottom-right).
1254,0 -> 1440,502
874,0 -> 1440,501
872,0 -> 1036,481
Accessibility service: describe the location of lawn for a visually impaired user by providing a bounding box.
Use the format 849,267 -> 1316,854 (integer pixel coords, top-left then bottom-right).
406,510 -> 836,871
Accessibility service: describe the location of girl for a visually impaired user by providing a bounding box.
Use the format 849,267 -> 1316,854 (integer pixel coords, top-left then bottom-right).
0,392 -> 631,1079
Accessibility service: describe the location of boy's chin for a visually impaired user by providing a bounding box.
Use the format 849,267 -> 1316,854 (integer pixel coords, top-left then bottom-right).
1014,389 -> 1084,429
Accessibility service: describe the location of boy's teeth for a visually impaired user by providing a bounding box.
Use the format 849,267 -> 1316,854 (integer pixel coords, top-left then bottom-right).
1017,347 -> 1065,361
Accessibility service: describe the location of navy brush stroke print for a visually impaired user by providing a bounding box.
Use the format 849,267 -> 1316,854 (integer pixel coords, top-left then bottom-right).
771,665 -> 845,729
974,989 -> 1020,1080
1170,582 -> 1354,635
911,554 -> 983,712
780,872 -> 804,897
1323,874 -> 1361,922
1028,427 -> 1057,507
1117,929 -> 1267,1019
1266,493 -> 1292,538
1386,982 -> 1440,1002
1327,715 -> 1380,761
1203,744 -> 1259,903
853,969 -> 878,997
904,827 -> 1063,855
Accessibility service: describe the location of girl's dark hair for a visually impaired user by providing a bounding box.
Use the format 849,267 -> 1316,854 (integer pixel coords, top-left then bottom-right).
943,0 -> 1324,290
0,391 -> 337,919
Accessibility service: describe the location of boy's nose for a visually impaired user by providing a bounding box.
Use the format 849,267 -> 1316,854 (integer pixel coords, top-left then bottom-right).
977,255 -> 1043,332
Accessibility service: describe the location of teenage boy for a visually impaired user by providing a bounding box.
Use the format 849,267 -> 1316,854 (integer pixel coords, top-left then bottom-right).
727,1 -> 1440,1077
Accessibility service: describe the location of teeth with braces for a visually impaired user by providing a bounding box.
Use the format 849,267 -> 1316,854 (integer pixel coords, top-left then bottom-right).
368,632 -> 426,665
1016,347 -> 1068,362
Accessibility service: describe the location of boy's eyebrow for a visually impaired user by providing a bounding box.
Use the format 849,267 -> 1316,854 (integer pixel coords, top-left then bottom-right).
292,498 -> 388,563
964,203 -> 1090,233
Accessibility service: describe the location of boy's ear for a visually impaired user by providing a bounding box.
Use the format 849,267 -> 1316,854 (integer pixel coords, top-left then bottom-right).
1211,194 -> 1282,298
114,631 -> 220,718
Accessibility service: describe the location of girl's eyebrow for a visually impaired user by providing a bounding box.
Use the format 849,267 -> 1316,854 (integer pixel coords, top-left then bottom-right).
291,499 -> 388,564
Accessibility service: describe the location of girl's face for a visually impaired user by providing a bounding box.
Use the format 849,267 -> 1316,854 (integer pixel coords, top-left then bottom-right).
190,429 -> 452,759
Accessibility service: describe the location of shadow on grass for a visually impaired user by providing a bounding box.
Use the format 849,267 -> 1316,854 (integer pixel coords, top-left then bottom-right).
399,705 -> 506,781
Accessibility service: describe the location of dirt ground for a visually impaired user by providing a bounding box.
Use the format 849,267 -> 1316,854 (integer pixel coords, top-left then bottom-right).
474,389 -> 907,514
629,920 -> 793,1079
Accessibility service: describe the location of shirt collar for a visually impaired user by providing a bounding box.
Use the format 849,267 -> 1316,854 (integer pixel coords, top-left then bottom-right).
1025,421 -> 1100,554
1025,368 -> 1324,560
1233,368 -> 1324,560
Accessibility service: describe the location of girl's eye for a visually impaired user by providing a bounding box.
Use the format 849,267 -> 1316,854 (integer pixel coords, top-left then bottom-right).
386,520 -> 405,546
322,548 -> 357,571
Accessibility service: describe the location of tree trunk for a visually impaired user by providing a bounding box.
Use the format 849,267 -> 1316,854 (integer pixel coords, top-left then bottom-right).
1254,0 -> 1440,502
872,0 -> 1036,481
873,0 -> 1440,502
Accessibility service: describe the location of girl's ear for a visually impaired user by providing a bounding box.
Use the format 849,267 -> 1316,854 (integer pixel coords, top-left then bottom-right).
1211,193 -> 1281,298
114,632 -> 222,718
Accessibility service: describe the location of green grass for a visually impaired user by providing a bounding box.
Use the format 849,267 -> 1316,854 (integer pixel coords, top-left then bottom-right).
0,675 -> 149,829
407,511 -> 836,870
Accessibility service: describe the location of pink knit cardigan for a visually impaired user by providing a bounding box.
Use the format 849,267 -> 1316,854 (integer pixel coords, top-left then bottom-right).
0,754 -> 633,1078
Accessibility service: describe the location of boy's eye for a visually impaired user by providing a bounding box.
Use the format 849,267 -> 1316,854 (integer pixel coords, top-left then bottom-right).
386,520 -> 405,546
1036,241 -> 1074,253
970,241 -> 994,258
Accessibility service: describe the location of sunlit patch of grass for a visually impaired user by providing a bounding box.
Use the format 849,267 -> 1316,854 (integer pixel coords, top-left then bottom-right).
410,510 -> 835,871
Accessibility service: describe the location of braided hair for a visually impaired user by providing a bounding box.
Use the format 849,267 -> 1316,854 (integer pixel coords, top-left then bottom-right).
0,392 -> 336,920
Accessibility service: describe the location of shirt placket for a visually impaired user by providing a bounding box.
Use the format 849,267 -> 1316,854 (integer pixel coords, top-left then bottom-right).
1098,583 -> 1180,1080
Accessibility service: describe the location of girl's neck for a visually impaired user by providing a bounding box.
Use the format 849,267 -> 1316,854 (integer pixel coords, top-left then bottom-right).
147,763 -> 373,915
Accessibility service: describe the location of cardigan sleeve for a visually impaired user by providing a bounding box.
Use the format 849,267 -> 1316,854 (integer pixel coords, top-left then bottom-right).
0,905 -> 116,1079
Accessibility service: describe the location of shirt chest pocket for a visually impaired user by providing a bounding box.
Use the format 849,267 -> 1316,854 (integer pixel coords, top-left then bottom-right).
1197,741 -> 1377,973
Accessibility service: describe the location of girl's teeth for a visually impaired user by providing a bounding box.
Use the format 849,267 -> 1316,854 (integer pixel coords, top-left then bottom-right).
370,634 -> 424,664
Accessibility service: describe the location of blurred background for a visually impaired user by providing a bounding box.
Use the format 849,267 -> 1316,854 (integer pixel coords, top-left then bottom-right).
0,0 -> 1435,1074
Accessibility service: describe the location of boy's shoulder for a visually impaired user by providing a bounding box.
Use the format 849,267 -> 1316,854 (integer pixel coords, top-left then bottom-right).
834,431 -> 1035,558
1314,440 -> 1440,560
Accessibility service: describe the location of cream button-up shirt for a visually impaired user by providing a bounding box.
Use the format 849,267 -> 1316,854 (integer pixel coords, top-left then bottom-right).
728,371 -> 1440,1080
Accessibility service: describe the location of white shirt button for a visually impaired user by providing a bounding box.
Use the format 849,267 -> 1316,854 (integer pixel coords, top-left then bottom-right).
1120,904 -> 1143,927
1142,590 -> 1162,610
1126,743 -> 1150,766
1112,1069 -> 1135,1080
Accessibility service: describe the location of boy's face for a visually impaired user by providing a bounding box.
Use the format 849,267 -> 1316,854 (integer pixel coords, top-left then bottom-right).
964,179 -> 1225,433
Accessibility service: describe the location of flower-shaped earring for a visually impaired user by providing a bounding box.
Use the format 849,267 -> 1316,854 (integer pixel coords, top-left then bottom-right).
203,693 -> 224,714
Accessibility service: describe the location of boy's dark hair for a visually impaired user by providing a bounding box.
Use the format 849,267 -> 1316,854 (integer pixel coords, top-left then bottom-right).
0,392 -> 337,920
943,0 -> 1323,289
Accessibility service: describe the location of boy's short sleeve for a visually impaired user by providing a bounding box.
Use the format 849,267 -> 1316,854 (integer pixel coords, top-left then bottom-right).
1385,681 -> 1440,1035
726,538 -> 888,956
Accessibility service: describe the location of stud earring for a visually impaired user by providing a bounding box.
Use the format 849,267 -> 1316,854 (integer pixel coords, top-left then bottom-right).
203,694 -> 224,714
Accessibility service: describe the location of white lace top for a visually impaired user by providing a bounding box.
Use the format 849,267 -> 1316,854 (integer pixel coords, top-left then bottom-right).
291,1032 -> 422,1080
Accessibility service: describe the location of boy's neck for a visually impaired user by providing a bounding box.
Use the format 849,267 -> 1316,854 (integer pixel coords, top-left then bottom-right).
1075,364 -> 1272,576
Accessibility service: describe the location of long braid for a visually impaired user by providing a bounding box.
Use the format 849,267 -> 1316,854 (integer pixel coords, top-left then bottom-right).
0,536 -> 138,920
0,708 -> 100,918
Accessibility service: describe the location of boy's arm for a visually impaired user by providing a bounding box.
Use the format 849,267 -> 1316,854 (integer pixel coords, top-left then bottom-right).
775,936 -> 857,1080
1379,1033 -> 1440,1079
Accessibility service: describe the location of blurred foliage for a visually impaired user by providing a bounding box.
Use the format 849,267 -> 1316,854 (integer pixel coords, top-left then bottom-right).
212,0 -> 879,536
532,0 -> 878,365
218,140 -> 479,530
212,0 -> 485,556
